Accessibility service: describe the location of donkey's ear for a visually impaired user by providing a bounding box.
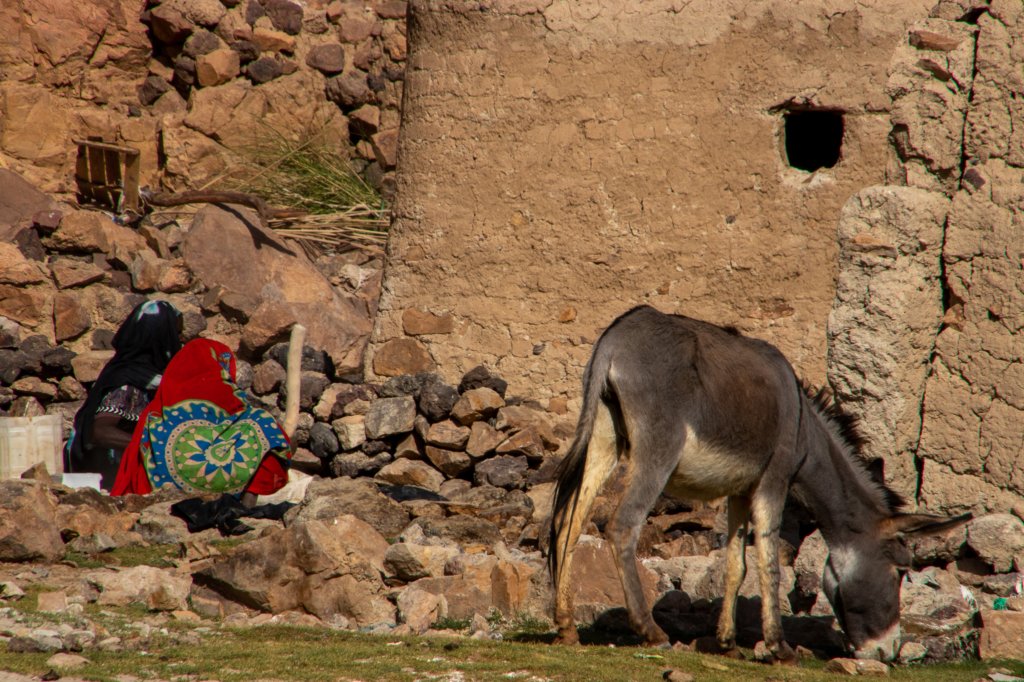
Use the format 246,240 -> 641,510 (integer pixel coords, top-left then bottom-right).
881,512 -> 972,539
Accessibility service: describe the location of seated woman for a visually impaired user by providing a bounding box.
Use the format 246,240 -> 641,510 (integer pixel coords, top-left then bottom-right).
65,300 -> 184,490
111,338 -> 292,505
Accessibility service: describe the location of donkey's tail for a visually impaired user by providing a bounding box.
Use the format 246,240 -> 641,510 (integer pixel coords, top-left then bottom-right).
547,339 -> 619,585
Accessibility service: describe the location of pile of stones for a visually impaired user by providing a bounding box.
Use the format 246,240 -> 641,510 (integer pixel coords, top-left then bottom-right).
140,0 -> 408,195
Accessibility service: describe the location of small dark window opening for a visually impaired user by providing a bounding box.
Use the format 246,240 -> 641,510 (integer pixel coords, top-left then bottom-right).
783,110 -> 844,172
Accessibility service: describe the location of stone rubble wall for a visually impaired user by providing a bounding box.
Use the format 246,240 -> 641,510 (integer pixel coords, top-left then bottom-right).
0,0 -> 405,198
827,0 -> 1024,515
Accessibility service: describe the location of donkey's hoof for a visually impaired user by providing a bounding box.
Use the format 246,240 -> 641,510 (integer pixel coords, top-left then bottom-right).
553,631 -> 580,646
694,636 -> 743,659
644,637 -> 672,650
772,642 -> 798,666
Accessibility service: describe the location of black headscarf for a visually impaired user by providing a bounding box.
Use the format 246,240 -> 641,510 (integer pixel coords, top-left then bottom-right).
65,300 -> 183,471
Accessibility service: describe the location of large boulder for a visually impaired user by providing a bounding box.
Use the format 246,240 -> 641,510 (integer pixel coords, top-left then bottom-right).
0,169 -> 57,241
194,517 -> 395,627
286,476 -> 411,539
0,481 -> 64,562
181,205 -> 372,373
85,565 -> 191,611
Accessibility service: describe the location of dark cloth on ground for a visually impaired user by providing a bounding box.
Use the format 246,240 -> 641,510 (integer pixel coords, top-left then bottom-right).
170,495 -> 295,536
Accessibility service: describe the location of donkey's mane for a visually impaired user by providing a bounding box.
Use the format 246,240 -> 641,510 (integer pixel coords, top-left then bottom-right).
799,381 -> 905,513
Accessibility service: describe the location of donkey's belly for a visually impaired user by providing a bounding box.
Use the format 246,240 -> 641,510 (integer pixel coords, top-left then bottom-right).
665,425 -> 765,501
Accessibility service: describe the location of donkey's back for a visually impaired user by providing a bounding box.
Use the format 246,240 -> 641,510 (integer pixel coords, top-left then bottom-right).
585,305 -> 801,501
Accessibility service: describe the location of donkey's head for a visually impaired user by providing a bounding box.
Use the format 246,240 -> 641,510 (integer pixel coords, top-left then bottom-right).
821,513 -> 971,661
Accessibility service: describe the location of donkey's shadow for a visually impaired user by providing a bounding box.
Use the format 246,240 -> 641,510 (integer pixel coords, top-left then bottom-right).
569,593 -> 846,658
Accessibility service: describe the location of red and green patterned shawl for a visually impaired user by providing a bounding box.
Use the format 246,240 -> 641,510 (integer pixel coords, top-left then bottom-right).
112,338 -> 291,496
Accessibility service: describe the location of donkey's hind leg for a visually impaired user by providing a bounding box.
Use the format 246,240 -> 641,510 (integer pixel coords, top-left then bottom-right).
715,495 -> 751,653
605,435 -> 684,646
552,402 -> 620,645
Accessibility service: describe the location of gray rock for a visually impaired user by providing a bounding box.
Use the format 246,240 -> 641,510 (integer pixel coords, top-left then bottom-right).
473,455 -> 528,489
967,514 -> 1024,573
418,378 -> 459,422
459,365 -> 507,398
325,71 -> 374,108
308,422 -> 340,460
364,396 -> 416,439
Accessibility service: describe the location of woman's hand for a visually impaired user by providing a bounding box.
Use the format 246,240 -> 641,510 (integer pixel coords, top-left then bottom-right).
90,413 -> 135,451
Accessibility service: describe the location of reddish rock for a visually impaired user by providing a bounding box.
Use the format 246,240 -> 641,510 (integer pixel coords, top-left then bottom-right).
372,337 -> 434,376
348,104 -> 380,137
371,128 -> 399,168
252,27 -> 295,53
325,71 -> 374,108
979,610 -> 1024,659
70,350 -> 114,383
424,420 -> 470,449
374,1 -> 407,20
465,421 -> 504,458
263,0 -> 303,35
196,48 -> 241,86
149,5 -> 193,44
0,170 -> 58,242
46,211 -> 149,255
338,14 -> 376,43
50,260 -> 105,288
495,426 -> 545,461
10,376 -> 57,400
402,308 -> 454,335
450,387 -> 505,426
375,458 -> 444,492
423,445 -> 471,477
252,359 -> 286,395
0,243 -> 47,285
53,292 -> 90,342
306,43 -> 346,74
0,481 -> 64,563
383,29 -> 406,61
0,284 -> 51,327
182,205 -> 371,373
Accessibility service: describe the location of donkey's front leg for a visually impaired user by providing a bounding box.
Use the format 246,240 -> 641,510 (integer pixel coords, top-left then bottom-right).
716,495 -> 750,653
751,494 -> 796,663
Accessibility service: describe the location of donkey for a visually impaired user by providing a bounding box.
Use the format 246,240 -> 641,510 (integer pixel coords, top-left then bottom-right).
548,305 -> 968,662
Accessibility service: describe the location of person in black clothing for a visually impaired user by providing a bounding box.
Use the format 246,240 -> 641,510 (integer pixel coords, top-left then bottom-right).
64,300 -> 184,490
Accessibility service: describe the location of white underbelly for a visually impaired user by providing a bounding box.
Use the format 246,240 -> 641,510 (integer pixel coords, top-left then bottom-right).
665,425 -> 764,501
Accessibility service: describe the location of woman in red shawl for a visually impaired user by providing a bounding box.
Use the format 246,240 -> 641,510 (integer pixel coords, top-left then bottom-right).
112,338 -> 291,503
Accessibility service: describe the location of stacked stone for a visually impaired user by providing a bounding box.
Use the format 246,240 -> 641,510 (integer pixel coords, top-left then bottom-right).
245,352 -> 569,497
139,0 -> 406,196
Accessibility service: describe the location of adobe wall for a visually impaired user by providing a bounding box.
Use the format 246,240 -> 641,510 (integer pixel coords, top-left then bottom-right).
369,0 -> 933,405
828,0 -> 1024,515
375,0 -> 1022,516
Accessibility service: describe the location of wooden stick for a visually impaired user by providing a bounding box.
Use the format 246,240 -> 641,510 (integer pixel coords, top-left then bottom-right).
282,323 -> 307,441
142,189 -> 307,222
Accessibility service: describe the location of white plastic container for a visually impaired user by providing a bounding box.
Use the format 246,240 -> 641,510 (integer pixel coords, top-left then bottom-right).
0,415 -> 64,480
61,472 -> 102,490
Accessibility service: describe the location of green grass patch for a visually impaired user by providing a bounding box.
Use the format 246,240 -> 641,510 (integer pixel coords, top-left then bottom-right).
62,544 -> 179,570
0,620 -> 1021,682
432,616 -> 471,631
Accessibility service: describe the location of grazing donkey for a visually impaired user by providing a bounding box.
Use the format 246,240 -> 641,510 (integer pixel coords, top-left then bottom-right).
549,305 -> 968,662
